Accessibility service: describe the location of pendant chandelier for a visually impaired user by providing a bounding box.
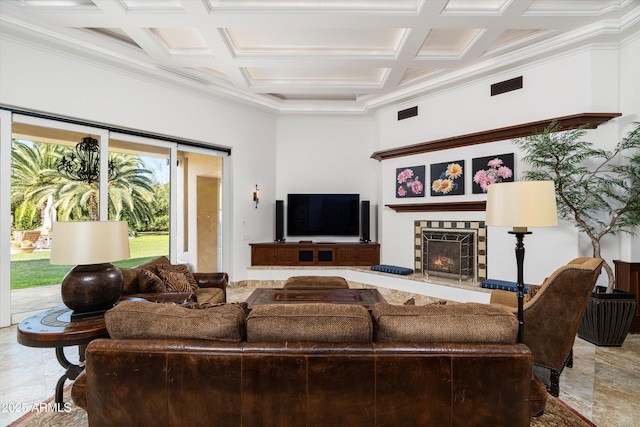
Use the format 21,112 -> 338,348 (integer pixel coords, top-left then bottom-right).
57,136 -> 118,184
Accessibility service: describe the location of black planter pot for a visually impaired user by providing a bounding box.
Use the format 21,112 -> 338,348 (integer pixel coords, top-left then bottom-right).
578,286 -> 637,347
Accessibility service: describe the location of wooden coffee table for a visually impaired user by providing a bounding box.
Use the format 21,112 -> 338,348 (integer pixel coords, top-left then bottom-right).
17,306 -> 109,405
245,288 -> 387,311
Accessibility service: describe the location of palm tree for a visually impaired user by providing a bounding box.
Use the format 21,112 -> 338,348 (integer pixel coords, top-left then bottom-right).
107,154 -> 155,225
54,153 -> 155,224
12,140 -> 156,227
11,140 -> 65,226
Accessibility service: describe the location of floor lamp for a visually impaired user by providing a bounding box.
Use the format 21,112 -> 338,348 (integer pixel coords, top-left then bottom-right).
485,181 -> 558,342
50,221 -> 130,320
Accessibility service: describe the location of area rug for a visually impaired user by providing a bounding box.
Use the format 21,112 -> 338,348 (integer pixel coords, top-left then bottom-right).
531,396 -> 597,427
9,387 -> 595,427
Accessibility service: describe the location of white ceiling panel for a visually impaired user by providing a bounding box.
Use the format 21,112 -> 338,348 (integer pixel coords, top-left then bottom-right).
150,28 -> 210,52
1,0 -> 638,114
246,67 -> 387,84
225,28 -> 407,56
117,0 -> 184,11
526,0 -> 630,14
206,0 -> 423,12
443,0 -> 510,14
418,28 -> 483,57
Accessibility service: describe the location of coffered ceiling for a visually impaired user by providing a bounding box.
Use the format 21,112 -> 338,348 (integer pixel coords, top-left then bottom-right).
1,0 -> 639,114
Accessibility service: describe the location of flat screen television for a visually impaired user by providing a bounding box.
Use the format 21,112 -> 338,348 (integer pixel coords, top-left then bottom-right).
287,193 -> 360,237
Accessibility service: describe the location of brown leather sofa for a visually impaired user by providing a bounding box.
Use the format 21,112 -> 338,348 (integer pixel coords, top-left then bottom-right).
72,300 -> 547,427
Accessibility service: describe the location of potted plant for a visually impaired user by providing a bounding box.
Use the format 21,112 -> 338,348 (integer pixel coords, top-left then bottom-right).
514,122 -> 640,346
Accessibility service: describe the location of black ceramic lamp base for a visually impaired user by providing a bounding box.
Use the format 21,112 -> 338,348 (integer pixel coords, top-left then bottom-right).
61,263 -> 123,315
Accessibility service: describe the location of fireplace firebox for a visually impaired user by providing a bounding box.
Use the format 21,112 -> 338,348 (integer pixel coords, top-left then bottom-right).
423,229 -> 475,281
414,220 -> 487,283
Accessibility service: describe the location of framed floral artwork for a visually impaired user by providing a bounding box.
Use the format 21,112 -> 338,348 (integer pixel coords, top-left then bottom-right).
430,160 -> 465,196
472,153 -> 515,193
395,165 -> 425,198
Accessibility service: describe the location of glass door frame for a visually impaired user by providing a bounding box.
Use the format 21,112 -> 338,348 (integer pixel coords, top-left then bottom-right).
176,143 -> 230,272
1,110 -> 12,327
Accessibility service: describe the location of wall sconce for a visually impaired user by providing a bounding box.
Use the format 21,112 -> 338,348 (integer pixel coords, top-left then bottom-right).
253,185 -> 260,208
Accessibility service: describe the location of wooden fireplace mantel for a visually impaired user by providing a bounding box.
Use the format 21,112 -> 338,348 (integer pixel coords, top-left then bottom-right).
370,112 -> 621,161
386,201 -> 487,213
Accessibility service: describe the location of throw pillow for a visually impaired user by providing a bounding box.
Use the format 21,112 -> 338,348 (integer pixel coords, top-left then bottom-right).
246,303 -> 373,343
403,297 -> 446,306
134,255 -> 171,274
139,268 -> 167,293
105,300 -> 246,342
157,269 -> 192,293
181,301 -> 249,316
157,263 -> 199,291
372,302 -> 518,344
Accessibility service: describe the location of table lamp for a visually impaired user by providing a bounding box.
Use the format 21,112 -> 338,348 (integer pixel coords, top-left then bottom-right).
50,221 -> 130,319
485,181 -> 558,342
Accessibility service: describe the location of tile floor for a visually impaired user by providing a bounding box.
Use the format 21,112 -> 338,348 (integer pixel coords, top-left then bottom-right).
1,282 -> 639,426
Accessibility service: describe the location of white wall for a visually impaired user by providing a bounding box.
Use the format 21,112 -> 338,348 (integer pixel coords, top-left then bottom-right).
618,33 -> 640,263
377,49 -> 595,151
274,116 -> 378,242
2,36 -> 638,289
0,37 -> 278,282
375,44 -> 639,286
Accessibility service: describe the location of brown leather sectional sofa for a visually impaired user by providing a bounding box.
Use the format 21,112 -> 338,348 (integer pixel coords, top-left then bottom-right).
72,298 -> 547,427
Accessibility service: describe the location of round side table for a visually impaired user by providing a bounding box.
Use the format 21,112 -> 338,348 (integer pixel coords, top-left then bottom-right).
17,306 -> 109,405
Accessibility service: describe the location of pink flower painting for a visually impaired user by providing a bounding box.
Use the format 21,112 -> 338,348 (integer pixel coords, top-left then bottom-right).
471,153 -> 515,194
395,165 -> 425,198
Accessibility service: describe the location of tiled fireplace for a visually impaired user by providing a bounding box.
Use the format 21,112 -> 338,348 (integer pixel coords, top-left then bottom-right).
414,220 -> 487,282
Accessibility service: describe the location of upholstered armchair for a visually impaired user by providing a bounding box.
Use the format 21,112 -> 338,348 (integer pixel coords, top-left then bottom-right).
490,257 -> 603,397
119,256 -> 228,304
282,275 -> 349,289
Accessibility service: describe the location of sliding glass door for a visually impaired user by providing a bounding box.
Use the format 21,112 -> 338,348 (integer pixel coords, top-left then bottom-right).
7,117 -> 108,324
108,134 -> 171,267
175,145 -> 224,273
0,113 -> 227,327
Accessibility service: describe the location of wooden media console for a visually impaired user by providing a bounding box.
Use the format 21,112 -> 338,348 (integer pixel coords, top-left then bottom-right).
250,242 -> 380,267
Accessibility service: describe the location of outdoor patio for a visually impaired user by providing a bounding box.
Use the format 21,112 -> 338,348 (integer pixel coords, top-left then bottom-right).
10,284 -> 63,325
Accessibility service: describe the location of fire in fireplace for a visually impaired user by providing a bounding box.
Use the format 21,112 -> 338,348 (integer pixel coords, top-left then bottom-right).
422,229 -> 476,281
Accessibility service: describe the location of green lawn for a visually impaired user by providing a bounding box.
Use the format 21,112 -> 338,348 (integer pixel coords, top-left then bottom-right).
10,232 -> 169,290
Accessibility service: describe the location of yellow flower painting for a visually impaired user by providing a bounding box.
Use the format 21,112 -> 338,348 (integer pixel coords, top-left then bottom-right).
430,160 -> 465,196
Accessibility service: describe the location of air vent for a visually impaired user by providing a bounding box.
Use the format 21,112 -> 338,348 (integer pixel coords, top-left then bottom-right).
398,106 -> 418,120
491,76 -> 523,96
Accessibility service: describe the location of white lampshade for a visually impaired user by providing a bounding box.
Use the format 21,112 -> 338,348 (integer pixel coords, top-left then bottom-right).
485,181 -> 558,231
50,221 -> 130,265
